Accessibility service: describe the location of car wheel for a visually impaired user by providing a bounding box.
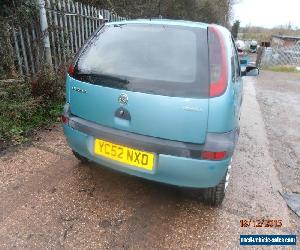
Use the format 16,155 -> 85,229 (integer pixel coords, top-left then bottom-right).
203,166 -> 231,206
72,150 -> 89,163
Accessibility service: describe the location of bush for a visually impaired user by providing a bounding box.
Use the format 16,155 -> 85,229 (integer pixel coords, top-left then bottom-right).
262,65 -> 300,73
31,65 -> 65,102
0,69 -> 65,150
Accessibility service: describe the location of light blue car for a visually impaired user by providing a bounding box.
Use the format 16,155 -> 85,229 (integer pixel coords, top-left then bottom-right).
62,19 -> 258,205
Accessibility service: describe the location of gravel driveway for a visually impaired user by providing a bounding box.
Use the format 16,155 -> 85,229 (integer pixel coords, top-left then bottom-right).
0,71 -> 299,249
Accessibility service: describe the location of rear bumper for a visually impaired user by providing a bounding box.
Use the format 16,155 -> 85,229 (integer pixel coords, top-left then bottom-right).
64,101 -> 239,160
63,125 -> 231,188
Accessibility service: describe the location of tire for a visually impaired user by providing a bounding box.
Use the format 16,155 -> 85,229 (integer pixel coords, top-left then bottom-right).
72,150 -> 89,163
202,169 -> 229,206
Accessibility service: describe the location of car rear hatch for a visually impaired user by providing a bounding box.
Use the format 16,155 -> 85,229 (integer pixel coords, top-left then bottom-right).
68,23 -> 211,144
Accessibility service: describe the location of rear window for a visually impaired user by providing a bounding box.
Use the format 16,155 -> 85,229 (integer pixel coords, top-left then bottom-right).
75,23 -> 209,98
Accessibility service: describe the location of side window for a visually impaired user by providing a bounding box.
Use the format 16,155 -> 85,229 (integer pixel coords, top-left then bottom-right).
230,42 -> 236,82
231,37 -> 241,79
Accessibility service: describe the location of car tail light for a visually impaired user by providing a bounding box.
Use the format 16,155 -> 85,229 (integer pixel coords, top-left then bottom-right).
201,151 -> 227,160
68,63 -> 75,77
61,115 -> 69,125
208,25 -> 228,97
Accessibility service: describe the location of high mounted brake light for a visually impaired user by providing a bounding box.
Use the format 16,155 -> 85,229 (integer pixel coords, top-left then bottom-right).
208,25 -> 228,97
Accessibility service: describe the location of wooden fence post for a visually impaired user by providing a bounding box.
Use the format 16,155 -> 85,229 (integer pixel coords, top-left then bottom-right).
38,0 -> 53,68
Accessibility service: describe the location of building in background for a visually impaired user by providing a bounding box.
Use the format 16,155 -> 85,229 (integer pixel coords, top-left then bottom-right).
271,35 -> 300,47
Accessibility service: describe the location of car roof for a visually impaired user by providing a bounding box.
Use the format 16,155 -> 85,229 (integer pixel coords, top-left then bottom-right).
106,19 -> 210,29
105,19 -> 231,40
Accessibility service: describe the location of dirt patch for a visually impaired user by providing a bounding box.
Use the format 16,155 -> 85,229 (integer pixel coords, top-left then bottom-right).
0,75 -> 298,249
254,71 -> 300,194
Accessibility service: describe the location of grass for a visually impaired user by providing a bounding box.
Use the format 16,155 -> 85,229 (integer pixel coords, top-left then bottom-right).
0,100 -> 63,146
262,65 -> 300,73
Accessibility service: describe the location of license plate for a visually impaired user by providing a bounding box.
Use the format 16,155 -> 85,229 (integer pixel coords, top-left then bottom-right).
94,138 -> 155,171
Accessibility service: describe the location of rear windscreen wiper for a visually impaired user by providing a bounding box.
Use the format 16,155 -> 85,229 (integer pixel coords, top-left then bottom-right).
75,73 -> 130,89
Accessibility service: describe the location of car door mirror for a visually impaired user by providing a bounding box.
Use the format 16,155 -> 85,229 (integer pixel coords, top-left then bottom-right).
241,66 -> 259,76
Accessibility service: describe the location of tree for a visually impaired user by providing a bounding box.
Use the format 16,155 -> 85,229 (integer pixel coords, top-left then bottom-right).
231,20 -> 240,39
81,0 -> 234,25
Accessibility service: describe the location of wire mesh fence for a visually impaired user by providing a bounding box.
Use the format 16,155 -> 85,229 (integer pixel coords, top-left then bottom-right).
260,42 -> 300,67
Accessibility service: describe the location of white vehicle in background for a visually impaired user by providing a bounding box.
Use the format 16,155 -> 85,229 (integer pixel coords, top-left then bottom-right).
236,40 -> 246,56
249,40 -> 258,53
236,40 -> 246,51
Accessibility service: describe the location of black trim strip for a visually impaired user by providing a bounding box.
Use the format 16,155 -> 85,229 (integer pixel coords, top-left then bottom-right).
69,116 -> 200,158
64,104 -> 238,159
